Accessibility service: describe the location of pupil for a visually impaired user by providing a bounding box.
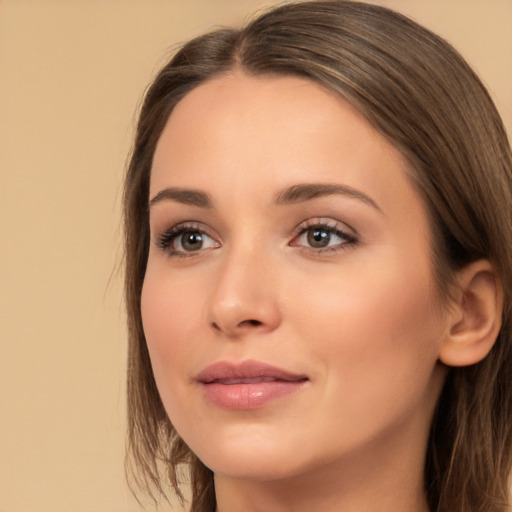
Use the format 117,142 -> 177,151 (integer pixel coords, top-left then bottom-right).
182,231 -> 203,251
308,228 -> 330,248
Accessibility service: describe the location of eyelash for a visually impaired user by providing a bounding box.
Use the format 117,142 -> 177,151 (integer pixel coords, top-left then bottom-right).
155,219 -> 358,258
291,220 -> 358,254
156,222 -> 218,259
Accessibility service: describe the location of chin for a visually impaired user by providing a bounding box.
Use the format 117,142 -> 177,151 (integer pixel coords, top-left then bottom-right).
187,427 -> 313,482
206,453 -> 309,483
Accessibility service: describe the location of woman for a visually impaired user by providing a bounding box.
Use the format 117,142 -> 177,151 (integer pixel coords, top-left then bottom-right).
123,1 -> 512,511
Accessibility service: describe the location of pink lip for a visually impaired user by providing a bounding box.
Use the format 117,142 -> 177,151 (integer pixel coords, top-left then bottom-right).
196,360 -> 309,410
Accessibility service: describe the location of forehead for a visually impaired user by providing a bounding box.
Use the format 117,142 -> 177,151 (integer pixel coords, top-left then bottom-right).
153,74 -> 406,179
151,73 -> 425,227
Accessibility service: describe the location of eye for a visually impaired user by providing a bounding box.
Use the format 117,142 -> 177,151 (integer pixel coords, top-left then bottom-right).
291,221 -> 357,252
174,230 -> 216,252
157,223 -> 219,256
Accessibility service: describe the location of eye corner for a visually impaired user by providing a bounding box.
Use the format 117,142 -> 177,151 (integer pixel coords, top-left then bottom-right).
153,221 -> 221,258
290,218 -> 358,254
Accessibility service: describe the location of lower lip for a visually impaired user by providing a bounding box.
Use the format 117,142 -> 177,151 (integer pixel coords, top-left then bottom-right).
201,381 -> 306,410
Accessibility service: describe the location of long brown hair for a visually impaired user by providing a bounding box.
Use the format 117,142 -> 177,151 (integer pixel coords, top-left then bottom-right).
123,2 -> 512,511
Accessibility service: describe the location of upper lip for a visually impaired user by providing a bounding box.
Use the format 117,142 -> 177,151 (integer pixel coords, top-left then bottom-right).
196,360 -> 309,384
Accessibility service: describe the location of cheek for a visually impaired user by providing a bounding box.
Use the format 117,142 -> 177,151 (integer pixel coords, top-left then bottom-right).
294,258 -> 444,409
140,267 -> 204,398
142,259 -> 205,337
295,259 -> 441,345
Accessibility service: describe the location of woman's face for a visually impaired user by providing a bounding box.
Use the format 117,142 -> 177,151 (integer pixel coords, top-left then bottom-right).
141,73 -> 449,482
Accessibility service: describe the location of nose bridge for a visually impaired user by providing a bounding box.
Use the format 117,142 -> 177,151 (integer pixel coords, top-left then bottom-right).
208,234 -> 280,336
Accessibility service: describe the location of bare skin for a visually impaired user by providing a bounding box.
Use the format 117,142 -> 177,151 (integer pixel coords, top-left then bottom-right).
142,73 -> 454,512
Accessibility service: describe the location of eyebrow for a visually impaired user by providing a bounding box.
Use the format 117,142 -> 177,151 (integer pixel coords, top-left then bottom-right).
149,187 -> 213,208
274,183 -> 382,212
149,182 -> 381,212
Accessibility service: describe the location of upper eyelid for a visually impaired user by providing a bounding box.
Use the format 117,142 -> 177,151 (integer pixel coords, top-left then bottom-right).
154,217 -> 353,232
154,220 -> 211,235
152,217 -> 359,248
154,223 -> 220,257
154,221 -> 215,245
293,217 -> 358,237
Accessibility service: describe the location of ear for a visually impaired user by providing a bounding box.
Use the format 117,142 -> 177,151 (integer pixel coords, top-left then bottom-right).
440,260 -> 503,367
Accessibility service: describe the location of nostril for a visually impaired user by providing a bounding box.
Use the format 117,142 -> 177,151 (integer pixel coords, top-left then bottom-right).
210,319 -> 263,332
240,319 -> 263,327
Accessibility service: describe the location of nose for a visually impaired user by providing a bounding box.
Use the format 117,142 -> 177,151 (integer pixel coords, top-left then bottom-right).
207,246 -> 281,338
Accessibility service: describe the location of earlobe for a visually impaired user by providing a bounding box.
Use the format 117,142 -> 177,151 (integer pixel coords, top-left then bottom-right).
439,260 -> 503,367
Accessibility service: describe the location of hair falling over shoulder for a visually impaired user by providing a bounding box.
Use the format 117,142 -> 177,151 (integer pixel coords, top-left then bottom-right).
123,2 -> 512,511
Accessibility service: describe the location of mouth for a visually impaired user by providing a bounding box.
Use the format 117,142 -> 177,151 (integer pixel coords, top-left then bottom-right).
195,360 -> 309,410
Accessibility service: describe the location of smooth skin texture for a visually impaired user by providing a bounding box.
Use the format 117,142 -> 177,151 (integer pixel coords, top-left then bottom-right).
141,73 -> 501,512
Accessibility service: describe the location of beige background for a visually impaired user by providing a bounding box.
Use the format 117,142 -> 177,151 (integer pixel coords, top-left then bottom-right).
0,1 -> 510,511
